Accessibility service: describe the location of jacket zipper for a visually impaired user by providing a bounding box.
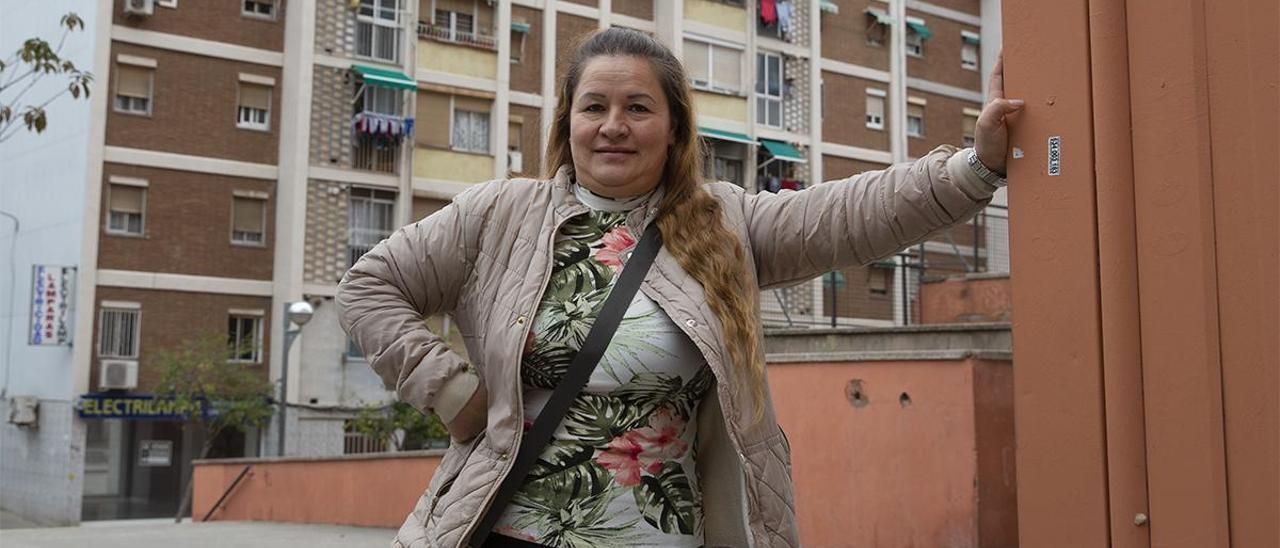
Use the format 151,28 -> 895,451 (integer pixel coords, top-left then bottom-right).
454,207 -> 581,548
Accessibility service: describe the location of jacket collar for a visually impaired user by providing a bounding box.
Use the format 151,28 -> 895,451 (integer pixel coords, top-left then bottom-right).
549,164 -> 665,234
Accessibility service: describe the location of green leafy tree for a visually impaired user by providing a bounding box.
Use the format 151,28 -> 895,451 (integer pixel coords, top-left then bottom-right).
153,332 -> 275,522
349,401 -> 450,452
0,12 -> 94,142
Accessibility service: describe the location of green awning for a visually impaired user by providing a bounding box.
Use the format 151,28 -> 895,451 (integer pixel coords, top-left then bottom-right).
699,127 -> 755,145
819,0 -> 839,14
962,33 -> 980,45
759,139 -> 804,163
907,21 -> 933,40
864,8 -> 891,25
351,64 -> 417,91
511,21 -> 531,33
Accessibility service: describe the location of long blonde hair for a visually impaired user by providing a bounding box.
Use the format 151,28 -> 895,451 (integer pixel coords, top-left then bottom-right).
544,28 -> 765,421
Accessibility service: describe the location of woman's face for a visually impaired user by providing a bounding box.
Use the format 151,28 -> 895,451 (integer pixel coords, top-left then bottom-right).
569,55 -> 675,199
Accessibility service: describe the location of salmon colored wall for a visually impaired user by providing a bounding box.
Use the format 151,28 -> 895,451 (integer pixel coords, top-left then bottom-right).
918,275 -> 1012,324
194,358 -> 1017,547
193,453 -> 442,527
1008,0 -> 1278,546
769,358 -> 1015,548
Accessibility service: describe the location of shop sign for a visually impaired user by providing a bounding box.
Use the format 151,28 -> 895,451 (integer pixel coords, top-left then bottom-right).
29,265 -> 75,346
138,440 -> 173,467
77,393 -> 212,421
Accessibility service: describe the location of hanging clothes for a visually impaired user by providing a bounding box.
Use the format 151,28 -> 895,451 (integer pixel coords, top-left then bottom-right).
760,0 -> 778,26
781,178 -> 798,191
776,1 -> 793,38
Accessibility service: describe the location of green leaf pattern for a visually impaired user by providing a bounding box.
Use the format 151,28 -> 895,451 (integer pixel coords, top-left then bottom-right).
495,211 -> 712,547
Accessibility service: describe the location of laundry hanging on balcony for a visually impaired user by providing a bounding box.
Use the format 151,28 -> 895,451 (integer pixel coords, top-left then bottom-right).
352,112 -> 414,142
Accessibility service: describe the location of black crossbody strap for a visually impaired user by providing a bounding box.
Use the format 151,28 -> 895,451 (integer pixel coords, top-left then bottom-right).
469,222 -> 664,547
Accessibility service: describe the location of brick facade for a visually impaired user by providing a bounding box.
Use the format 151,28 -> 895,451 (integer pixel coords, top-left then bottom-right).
905,9 -> 983,90
309,66 -> 357,168
822,71 -> 891,151
612,0 -> 654,20
113,0 -> 286,52
303,180 -> 353,285
97,163 -> 275,280
105,43 -> 282,164
819,0 -> 890,71
509,104 -> 544,177
905,89 -> 983,159
89,288 -> 273,394
510,6 -> 544,94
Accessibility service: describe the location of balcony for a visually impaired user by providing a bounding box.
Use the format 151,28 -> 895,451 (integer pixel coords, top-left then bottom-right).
353,137 -> 400,173
417,22 -> 496,50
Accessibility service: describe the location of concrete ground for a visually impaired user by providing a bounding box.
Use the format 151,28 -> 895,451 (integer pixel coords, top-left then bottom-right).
0,516 -> 396,547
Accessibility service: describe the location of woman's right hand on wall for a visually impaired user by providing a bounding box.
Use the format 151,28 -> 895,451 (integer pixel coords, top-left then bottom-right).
975,50 -> 1026,177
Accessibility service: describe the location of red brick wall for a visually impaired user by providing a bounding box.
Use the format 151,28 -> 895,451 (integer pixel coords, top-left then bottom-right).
556,14 -> 598,79
612,0 -> 654,20
509,104 -> 544,177
905,89 -> 983,159
905,9 -> 983,90
819,0 -> 890,71
106,43 -> 282,164
510,5 -> 544,94
112,0 -> 285,52
97,163 -> 275,280
822,71 -> 891,151
90,288 -> 273,393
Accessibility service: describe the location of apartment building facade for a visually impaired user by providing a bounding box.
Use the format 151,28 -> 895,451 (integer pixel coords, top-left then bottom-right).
0,0 -> 1002,524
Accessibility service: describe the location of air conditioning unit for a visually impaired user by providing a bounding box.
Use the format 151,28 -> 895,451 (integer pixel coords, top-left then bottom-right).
508,150 -> 523,174
124,0 -> 154,17
99,360 -> 139,390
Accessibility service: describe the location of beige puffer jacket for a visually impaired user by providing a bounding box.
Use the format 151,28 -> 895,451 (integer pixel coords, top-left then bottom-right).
338,145 -> 1000,548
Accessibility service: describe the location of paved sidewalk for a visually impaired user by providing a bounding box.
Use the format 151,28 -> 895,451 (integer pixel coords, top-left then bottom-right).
0,519 -> 395,547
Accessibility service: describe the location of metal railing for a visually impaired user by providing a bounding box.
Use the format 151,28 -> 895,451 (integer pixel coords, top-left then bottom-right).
417,22 -> 497,50
764,205 -> 1010,328
343,431 -> 388,455
352,137 -> 400,174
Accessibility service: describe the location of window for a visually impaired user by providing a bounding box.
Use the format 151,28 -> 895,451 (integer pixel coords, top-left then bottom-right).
906,31 -> 924,57
907,103 -> 925,137
356,0 -> 401,63
106,183 -> 146,236
231,195 -> 267,245
348,187 -> 397,267
756,52 -> 783,128
963,114 -> 978,147
869,266 -> 891,295
236,83 -> 271,130
228,314 -> 263,363
434,9 -> 475,39
98,307 -> 140,359
865,89 -> 886,130
452,109 -> 490,153
510,27 -> 526,63
113,64 -> 153,115
359,85 -> 402,116
865,9 -> 889,47
242,0 -> 275,19
684,38 -> 743,95
961,31 -> 980,71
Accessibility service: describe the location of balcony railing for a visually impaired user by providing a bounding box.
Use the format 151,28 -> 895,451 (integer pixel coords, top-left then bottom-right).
348,243 -> 377,268
417,22 -> 497,50
353,137 -> 400,173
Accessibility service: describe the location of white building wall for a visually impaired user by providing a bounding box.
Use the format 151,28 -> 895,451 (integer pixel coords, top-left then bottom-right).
0,0 -> 106,525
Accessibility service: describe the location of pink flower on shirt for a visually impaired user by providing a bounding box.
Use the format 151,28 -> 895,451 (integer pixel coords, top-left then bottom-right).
596,408 -> 689,486
592,226 -> 637,273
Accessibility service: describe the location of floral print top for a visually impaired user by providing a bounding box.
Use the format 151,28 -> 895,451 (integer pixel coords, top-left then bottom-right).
492,184 -> 712,547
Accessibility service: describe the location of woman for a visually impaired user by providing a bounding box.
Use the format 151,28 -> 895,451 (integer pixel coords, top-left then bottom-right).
339,28 -> 1023,548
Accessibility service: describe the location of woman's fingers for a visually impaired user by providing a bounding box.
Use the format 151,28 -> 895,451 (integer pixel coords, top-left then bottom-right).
988,50 -> 1005,102
974,97 -> 1026,176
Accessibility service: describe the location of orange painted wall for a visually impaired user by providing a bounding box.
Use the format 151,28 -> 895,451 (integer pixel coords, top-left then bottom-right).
194,358 -> 1017,547
1006,0 -> 1278,546
768,358 -> 1015,548
918,275 -> 1012,324
192,453 -> 442,528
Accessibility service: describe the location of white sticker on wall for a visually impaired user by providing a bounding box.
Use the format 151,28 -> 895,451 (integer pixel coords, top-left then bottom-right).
1048,136 -> 1062,176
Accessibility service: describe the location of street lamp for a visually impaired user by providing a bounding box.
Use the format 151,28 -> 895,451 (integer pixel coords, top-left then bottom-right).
277,300 -> 313,456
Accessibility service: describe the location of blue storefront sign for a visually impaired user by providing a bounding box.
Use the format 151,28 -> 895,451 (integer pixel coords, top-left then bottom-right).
77,393 -> 213,421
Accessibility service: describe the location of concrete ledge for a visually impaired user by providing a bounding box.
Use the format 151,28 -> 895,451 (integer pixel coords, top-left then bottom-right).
764,322 -> 1011,356
768,349 -> 1014,364
193,449 -> 447,466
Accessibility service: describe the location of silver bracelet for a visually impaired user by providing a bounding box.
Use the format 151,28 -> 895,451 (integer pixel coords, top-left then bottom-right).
966,148 -> 1008,188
